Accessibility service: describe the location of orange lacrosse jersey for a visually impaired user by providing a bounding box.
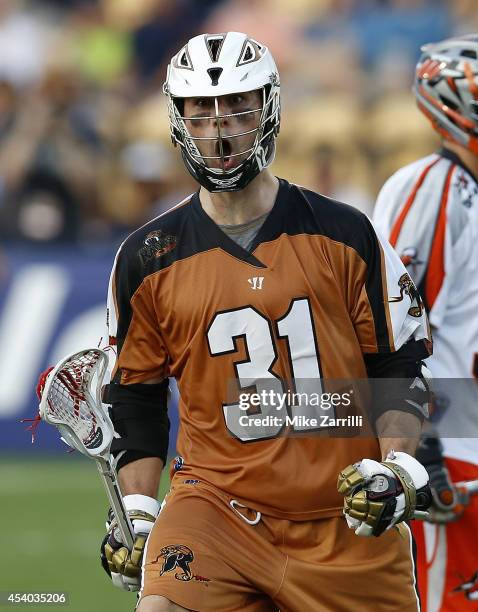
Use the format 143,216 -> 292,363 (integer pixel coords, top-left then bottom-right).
107,178 -> 430,520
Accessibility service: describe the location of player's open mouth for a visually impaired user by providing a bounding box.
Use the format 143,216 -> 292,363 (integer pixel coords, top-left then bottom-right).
217,139 -> 236,170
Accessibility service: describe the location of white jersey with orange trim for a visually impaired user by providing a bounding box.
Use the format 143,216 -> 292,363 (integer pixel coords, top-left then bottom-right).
373,148 -> 478,465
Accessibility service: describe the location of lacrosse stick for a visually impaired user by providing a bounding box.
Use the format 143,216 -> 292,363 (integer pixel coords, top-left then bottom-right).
414,478 -> 478,521
455,478 -> 478,495
38,348 -> 134,550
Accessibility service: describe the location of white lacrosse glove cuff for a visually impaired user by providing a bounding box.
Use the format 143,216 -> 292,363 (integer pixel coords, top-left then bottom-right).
124,494 -> 161,535
104,494 -> 160,592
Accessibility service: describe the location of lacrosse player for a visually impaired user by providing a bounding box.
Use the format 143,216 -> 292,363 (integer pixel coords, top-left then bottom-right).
101,32 -> 432,611
373,35 -> 478,612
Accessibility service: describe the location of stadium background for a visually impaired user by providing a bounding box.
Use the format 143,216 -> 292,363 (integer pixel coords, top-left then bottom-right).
0,0 -> 474,609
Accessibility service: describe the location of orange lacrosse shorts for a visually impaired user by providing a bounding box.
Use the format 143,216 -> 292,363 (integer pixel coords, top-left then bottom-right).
139,479 -> 421,612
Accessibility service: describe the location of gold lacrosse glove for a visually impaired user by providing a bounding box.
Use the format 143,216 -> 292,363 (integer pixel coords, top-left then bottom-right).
337,451 -> 431,537
100,495 -> 160,591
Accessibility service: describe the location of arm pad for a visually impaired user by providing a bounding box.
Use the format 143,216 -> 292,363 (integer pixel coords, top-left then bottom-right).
104,381 -> 170,469
364,340 -> 431,422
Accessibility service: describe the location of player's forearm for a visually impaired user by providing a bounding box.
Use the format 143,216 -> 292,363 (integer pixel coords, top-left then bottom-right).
376,410 -> 422,460
118,456 -> 164,498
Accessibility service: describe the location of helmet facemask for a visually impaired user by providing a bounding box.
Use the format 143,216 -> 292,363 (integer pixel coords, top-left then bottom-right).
167,83 -> 280,192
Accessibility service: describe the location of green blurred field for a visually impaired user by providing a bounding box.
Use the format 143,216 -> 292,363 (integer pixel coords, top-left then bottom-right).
1,456 -> 171,611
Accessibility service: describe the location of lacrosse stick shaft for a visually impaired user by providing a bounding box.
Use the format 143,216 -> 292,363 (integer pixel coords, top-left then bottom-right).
96,457 -> 135,550
412,510 -> 430,520
414,478 -> 478,521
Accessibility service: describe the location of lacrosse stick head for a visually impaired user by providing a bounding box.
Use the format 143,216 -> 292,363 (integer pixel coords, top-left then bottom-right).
39,348 -> 115,458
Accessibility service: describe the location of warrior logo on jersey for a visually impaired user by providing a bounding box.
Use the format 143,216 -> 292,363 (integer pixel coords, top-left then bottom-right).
140,230 -> 177,263
156,545 -> 211,584
389,273 -> 424,317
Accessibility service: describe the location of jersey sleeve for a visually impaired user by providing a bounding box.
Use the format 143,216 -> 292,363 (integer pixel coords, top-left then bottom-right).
107,242 -> 169,385
373,159 -> 470,329
350,216 -> 431,354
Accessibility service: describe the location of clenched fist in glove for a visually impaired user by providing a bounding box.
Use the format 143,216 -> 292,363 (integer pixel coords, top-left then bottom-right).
100,494 -> 160,591
337,451 -> 432,537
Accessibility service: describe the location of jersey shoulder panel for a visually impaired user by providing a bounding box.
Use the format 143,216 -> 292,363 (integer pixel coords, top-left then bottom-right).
107,194 -> 194,346
289,182 -> 375,263
381,153 -> 440,195
374,153 -> 443,233
284,182 -> 430,352
117,193 -> 195,275
293,182 -> 367,224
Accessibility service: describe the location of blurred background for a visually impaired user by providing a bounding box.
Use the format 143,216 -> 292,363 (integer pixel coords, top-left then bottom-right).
0,0 -> 475,609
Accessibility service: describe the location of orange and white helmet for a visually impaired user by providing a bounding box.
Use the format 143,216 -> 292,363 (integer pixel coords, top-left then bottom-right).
414,35 -> 478,154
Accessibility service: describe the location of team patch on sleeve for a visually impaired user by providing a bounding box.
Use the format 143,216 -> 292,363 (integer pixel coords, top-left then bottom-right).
377,226 -> 431,351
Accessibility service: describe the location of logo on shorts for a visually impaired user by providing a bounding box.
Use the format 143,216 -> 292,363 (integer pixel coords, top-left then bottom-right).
156,545 -> 211,584
389,273 -> 424,317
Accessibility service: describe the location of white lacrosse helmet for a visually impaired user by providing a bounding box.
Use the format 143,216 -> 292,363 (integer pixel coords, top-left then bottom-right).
414,35 -> 478,154
163,32 -> 281,192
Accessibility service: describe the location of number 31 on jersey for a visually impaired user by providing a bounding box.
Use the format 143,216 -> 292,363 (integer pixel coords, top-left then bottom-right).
207,298 -> 325,441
